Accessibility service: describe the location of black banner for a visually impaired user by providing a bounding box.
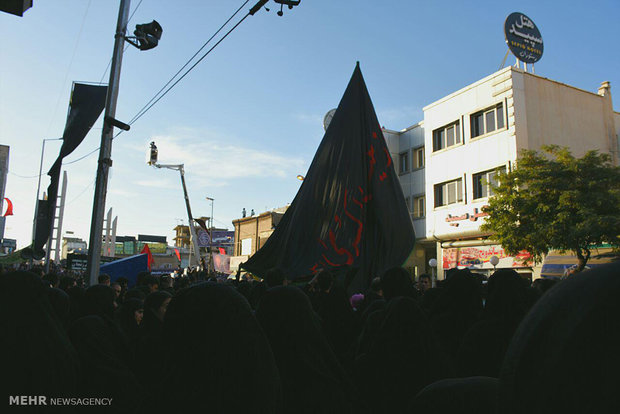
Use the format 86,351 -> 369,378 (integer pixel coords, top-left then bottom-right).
30,83 -> 107,258
242,63 -> 415,291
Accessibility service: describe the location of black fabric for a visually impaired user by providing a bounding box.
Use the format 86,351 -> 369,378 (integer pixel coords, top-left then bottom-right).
151,282 -> 281,413
69,315 -> 143,412
0,271 -> 80,399
47,287 -> 71,329
134,291 -> 171,389
116,298 -> 143,343
355,296 -> 444,413
256,286 -> 362,414
243,63 -> 414,292
457,269 -> 531,377
430,269 -> 483,367
499,261 -> 620,414
409,376 -> 499,414
32,83 -> 107,256
315,284 -> 360,368
82,284 -> 116,319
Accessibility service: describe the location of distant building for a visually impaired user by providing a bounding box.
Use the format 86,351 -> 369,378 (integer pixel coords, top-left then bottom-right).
383,66 -> 619,280
61,237 -> 87,260
230,206 -> 288,272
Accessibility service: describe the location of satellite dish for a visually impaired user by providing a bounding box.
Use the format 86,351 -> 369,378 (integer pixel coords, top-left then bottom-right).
323,108 -> 337,132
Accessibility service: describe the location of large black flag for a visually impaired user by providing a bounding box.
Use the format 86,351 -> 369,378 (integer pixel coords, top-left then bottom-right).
26,83 -> 107,259
242,63 -> 415,291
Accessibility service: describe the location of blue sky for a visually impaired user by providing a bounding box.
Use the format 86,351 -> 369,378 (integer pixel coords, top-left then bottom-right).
1,0 -> 618,250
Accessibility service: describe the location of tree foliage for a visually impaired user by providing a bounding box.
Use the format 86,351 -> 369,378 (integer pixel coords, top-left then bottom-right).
481,145 -> 620,271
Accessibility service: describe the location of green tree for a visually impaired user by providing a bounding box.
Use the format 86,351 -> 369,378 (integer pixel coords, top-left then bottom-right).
481,145 -> 620,272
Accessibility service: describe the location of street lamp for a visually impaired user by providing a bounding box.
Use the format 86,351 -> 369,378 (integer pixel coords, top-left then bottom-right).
490,255 -> 500,272
206,196 -> 214,274
147,141 -> 201,268
428,258 -> 437,286
296,175 -> 305,181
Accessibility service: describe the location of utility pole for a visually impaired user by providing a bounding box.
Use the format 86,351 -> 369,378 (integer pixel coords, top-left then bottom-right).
86,0 -> 131,286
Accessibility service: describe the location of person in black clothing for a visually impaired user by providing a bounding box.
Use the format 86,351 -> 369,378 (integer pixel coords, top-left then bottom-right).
1,271 -> 80,401
149,282 -> 281,413
69,315 -> 144,412
409,376 -> 499,414
134,291 -> 172,389
500,261 -> 620,414
457,268 -> 531,377
116,298 -> 144,343
256,285 -> 361,414
355,296 -> 444,413
430,268 -> 483,368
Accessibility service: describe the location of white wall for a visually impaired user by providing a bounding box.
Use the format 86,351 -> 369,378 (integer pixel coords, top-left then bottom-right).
423,68 -> 514,240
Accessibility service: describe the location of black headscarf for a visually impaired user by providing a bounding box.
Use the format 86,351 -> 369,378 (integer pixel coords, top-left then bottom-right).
409,376 -> 499,414
457,269 -> 531,377
82,284 -> 116,319
430,268 -> 483,365
256,286 -> 361,414
69,315 -> 143,411
47,286 -> 71,329
116,298 -> 143,343
1,271 -> 79,398
356,296 -> 444,413
151,282 -> 281,413
500,261 -> 620,414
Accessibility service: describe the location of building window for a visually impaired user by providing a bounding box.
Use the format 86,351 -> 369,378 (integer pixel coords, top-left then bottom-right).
473,168 -> 503,199
433,121 -> 461,152
399,151 -> 410,174
434,178 -> 463,207
412,195 -> 425,218
471,103 -> 505,138
413,147 -> 424,169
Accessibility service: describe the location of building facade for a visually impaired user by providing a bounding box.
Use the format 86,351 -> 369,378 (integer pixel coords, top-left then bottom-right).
385,66 -> 619,280
230,206 -> 288,272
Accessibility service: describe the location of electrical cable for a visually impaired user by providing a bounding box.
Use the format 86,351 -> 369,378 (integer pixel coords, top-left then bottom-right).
65,178 -> 97,206
63,147 -> 101,165
125,0 -> 251,127
8,171 -> 42,179
126,13 -> 251,129
46,0 -> 93,135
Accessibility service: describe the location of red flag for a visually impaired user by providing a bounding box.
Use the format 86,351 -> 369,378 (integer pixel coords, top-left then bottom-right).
219,247 -> 225,255
141,243 -> 154,271
174,248 -> 181,262
3,198 -> 13,216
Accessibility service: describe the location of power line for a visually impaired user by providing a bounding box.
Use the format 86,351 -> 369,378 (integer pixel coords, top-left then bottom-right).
65,178 -> 97,206
8,170 -> 41,179
63,147 -> 101,165
128,13 -> 252,128
125,0 -> 251,127
46,0 -> 93,135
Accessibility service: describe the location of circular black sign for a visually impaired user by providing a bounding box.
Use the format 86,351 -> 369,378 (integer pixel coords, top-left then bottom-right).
504,12 -> 543,64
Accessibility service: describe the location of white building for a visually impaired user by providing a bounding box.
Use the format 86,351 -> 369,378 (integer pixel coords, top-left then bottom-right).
384,66 -> 619,280
61,237 -> 87,260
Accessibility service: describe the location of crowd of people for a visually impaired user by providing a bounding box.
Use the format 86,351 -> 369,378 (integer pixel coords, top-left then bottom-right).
2,260 -> 619,413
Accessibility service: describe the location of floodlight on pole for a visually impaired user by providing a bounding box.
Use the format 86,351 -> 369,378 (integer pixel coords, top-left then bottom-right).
125,20 -> 163,51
